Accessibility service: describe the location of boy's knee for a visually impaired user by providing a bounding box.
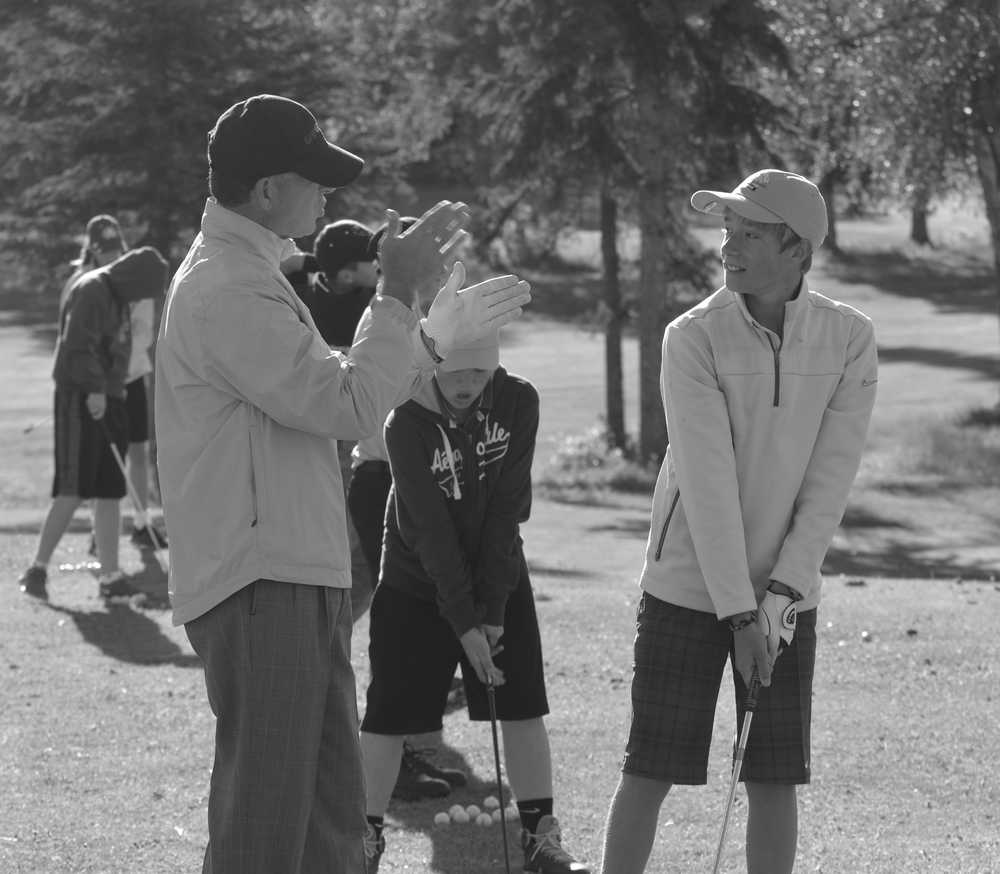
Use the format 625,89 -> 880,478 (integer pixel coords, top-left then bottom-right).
618,772 -> 673,806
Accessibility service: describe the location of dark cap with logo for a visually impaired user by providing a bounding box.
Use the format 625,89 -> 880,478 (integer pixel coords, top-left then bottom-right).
208,94 -> 365,188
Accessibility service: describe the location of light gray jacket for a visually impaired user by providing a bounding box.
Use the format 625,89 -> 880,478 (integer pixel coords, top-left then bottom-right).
155,200 -> 434,625
639,280 -> 877,618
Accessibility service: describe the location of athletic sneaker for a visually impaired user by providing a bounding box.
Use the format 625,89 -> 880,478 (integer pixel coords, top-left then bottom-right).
18,566 -> 48,601
98,572 -> 140,600
521,815 -> 590,874
131,524 -> 168,550
363,822 -> 384,874
391,746 -> 451,801
402,742 -> 468,787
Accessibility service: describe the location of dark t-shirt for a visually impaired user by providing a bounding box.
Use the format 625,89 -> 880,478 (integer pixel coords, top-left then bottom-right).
294,275 -> 374,348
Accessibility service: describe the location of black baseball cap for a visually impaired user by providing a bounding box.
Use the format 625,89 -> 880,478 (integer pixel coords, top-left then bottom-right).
208,94 -> 364,188
314,220 -> 373,277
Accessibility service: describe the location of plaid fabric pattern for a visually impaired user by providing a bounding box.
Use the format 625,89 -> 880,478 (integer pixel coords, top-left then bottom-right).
622,593 -> 815,785
361,572 -> 548,735
185,581 -> 365,874
52,388 -> 127,499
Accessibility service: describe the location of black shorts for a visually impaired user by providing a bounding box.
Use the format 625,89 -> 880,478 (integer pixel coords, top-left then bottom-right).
361,572 -> 549,735
622,592 -> 816,785
125,376 -> 149,443
52,388 -> 128,500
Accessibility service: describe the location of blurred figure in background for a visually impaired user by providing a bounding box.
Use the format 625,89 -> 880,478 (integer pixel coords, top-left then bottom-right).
19,222 -> 168,600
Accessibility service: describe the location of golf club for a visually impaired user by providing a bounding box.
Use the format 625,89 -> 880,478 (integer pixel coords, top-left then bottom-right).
711,668 -> 762,874
99,420 -> 168,573
486,678 -> 512,874
23,414 -> 52,435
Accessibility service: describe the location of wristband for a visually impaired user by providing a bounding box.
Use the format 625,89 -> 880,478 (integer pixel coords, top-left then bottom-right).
727,611 -> 758,632
767,580 -> 803,602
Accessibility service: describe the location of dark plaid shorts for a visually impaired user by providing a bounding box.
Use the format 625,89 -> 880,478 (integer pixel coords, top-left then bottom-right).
52,387 -> 128,500
622,592 -> 816,785
124,376 -> 149,443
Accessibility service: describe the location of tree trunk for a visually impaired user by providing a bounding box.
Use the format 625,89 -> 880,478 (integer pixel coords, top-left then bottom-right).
600,185 -> 626,451
910,185 -> 932,246
970,68 -> 1000,398
818,169 -> 840,254
634,69 -> 670,463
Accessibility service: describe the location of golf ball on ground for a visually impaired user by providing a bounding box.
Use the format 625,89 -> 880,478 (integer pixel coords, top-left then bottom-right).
465,804 -> 481,819
451,809 -> 470,824
476,812 -> 493,827
491,809 -> 503,823
448,804 -> 465,818
483,795 -> 500,810
434,812 -> 450,827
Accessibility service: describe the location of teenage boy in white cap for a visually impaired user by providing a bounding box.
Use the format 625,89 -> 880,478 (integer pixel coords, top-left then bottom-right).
155,93 -> 530,874
359,333 -> 589,874
599,169 -> 877,874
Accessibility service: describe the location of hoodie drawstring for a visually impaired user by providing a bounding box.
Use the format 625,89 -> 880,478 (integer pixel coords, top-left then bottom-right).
436,424 -> 462,500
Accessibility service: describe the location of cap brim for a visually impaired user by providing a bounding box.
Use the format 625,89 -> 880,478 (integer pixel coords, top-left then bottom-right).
439,349 -> 500,373
296,140 -> 365,187
690,190 -> 783,224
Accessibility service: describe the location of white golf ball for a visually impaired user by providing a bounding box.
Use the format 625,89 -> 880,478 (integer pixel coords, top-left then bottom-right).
434,812 -> 451,827
491,809 -> 503,823
476,812 -> 493,827
448,804 -> 465,818
506,803 -> 518,818
451,809 -> 470,824
483,795 -> 500,810
466,804 -> 481,819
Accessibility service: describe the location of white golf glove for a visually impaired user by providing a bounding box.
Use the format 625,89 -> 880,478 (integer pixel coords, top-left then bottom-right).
422,262 -> 530,357
757,589 -> 797,663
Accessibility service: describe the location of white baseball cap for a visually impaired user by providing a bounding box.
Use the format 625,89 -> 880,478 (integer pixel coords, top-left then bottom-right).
690,169 -> 828,249
439,331 -> 500,372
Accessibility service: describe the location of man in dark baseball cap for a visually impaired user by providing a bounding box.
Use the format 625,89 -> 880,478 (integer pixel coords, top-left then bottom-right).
208,93 -> 364,188
158,93 -> 531,874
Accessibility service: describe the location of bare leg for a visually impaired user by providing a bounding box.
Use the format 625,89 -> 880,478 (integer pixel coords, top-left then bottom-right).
360,732 -> 406,817
500,717 -> 552,800
93,498 -> 121,575
33,496 -> 83,565
599,773 -> 672,874
127,441 -> 149,526
745,782 -> 797,874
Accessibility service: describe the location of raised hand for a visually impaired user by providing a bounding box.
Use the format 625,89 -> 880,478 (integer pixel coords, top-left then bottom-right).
378,201 -> 470,306
422,262 -> 531,357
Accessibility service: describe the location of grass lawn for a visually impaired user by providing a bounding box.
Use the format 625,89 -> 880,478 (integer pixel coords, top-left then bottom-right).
1,208 -> 998,873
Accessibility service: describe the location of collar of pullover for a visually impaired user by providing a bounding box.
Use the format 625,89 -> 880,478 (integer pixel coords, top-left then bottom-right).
200,198 -> 297,269
730,276 -> 811,337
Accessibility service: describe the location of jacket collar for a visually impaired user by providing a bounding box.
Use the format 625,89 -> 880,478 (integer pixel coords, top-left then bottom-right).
729,276 -> 811,334
200,198 -> 296,268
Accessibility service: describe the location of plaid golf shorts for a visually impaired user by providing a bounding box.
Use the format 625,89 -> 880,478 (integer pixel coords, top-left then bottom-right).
622,592 -> 816,785
52,387 -> 128,500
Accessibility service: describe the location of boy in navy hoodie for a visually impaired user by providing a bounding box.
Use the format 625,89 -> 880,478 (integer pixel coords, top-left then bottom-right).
359,333 -> 589,874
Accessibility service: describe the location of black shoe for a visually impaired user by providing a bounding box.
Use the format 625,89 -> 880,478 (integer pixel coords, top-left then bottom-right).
402,742 -> 468,788
131,525 -> 167,550
522,815 -> 590,874
99,572 -> 140,600
392,746 -> 452,801
363,822 -> 385,874
18,566 -> 48,600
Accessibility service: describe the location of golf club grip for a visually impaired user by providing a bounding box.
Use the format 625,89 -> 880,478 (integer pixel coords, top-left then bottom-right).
745,669 -> 762,711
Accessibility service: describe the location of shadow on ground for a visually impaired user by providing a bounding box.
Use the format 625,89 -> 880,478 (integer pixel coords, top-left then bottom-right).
38,550 -> 199,667
823,247 -> 996,315
877,345 -> 1000,382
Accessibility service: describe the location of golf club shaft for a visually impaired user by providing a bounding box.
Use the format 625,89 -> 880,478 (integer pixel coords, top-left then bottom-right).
487,680 -> 512,874
711,671 -> 762,874
23,414 -> 52,434
100,421 -> 168,568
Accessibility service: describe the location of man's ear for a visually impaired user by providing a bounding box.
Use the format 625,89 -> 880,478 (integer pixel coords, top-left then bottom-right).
251,176 -> 276,210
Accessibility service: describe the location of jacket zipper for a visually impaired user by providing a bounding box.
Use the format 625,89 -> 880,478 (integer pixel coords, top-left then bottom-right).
248,413 -> 259,527
654,489 -> 680,560
769,334 -> 781,407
